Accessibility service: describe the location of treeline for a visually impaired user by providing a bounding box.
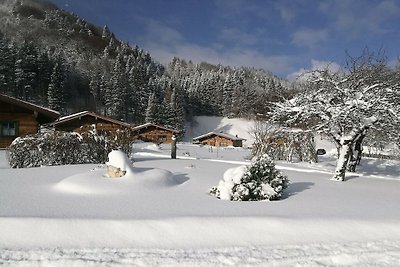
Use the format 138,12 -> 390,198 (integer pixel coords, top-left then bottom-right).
0,0 -> 296,131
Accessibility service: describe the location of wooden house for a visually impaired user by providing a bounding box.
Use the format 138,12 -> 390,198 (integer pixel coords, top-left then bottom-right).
0,94 -> 60,148
193,132 -> 245,147
48,111 -> 133,136
133,123 -> 180,144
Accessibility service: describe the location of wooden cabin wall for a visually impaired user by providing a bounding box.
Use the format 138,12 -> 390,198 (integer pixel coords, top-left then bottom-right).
55,117 -> 135,141
200,136 -> 235,147
136,127 -> 175,144
0,113 -> 38,148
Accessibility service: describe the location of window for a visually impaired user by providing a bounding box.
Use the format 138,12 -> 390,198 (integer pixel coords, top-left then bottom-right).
158,135 -> 167,142
1,121 -> 18,137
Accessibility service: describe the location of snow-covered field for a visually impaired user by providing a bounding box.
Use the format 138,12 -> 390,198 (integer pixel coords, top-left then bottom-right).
1,140 -> 400,266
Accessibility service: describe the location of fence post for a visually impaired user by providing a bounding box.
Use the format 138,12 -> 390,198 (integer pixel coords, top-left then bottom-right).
171,135 -> 177,159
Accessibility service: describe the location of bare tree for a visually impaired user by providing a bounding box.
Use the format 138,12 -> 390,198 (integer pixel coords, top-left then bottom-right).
251,121 -> 317,163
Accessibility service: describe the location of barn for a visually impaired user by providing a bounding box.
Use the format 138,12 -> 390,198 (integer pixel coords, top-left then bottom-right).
133,123 -> 180,144
48,111 -> 133,137
0,94 -> 60,148
193,132 -> 245,147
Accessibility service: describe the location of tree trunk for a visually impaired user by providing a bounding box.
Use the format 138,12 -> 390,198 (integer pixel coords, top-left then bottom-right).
332,141 -> 352,181
347,133 -> 365,172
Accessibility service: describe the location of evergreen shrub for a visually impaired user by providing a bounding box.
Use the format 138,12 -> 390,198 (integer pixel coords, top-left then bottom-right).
210,154 -> 289,201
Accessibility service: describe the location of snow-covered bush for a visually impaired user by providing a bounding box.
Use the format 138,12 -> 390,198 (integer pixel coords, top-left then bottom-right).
209,154 -> 289,201
8,130 -> 132,168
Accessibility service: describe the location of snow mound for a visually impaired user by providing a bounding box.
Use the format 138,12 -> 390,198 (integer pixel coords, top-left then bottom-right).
106,150 -> 133,175
133,142 -> 163,153
54,168 -> 181,195
143,143 -> 162,152
136,168 -> 185,188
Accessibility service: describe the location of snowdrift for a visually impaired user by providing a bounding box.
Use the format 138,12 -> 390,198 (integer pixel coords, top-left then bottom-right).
54,167 -> 182,195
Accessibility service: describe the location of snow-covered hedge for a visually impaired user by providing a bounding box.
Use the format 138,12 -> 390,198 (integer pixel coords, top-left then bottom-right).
209,154 -> 289,201
8,130 -> 132,168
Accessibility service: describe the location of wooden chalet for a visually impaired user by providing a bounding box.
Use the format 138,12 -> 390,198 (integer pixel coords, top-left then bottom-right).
48,111 -> 133,136
193,132 -> 245,147
0,94 -> 60,148
133,123 -> 180,144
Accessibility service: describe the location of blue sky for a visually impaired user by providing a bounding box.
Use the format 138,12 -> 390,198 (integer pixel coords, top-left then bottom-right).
49,0 -> 400,79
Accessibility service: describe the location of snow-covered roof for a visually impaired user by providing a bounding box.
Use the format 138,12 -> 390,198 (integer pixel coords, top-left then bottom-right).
50,111 -> 131,127
0,94 -> 60,121
193,131 -> 246,141
133,123 -> 180,133
57,111 -> 90,121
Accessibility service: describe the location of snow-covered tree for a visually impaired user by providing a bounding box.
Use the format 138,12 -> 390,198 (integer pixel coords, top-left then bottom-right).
101,25 -> 112,40
222,72 -> 235,117
169,87 -> 185,130
210,154 -> 289,201
14,41 -> 38,101
47,61 -> 65,112
105,54 -> 126,119
89,71 -> 101,111
251,122 -> 317,163
0,33 -> 16,95
269,52 -> 400,181
145,91 -> 157,123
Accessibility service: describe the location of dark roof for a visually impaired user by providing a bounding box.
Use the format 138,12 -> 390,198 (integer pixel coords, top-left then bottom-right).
50,111 -> 132,128
193,131 -> 246,141
132,122 -> 180,133
0,94 -> 60,123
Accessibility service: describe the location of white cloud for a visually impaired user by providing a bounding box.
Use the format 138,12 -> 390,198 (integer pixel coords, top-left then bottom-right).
319,0 -> 400,38
274,2 -> 296,23
136,17 -> 297,77
136,17 -> 184,46
147,41 -> 296,78
291,28 -> 329,48
287,59 -> 341,81
218,27 -> 259,46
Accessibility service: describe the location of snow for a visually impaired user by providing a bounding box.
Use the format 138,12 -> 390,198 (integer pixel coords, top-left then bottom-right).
216,165 -> 247,200
186,116 -> 256,147
1,118 -> 400,265
106,150 -> 134,175
57,110 -> 89,121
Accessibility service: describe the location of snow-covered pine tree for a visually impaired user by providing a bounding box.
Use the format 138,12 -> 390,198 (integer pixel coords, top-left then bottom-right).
106,54 -> 126,119
101,25 -> 112,40
145,91 -> 157,124
89,71 -> 101,112
229,69 -> 247,117
36,50 -> 52,105
14,41 -> 38,101
47,61 -> 65,112
222,72 -> 235,117
169,87 -> 185,130
0,33 -> 16,96
210,154 -> 289,201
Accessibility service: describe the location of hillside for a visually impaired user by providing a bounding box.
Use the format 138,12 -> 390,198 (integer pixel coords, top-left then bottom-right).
0,0 -> 294,129
0,0 -> 164,120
